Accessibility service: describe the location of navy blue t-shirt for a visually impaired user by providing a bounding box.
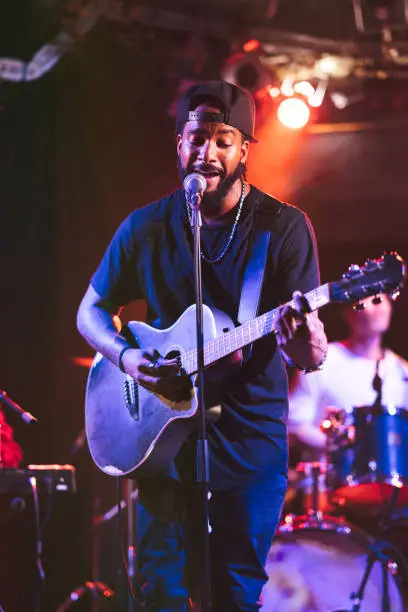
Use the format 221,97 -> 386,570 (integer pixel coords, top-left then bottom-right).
91,185 -> 320,488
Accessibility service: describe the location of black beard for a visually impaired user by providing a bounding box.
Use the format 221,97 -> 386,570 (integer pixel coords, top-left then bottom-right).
177,159 -> 246,205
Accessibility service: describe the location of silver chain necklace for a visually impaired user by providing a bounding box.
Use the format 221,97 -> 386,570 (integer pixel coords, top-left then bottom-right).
185,180 -> 246,264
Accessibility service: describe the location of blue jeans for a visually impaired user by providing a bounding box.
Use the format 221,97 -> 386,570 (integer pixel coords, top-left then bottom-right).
136,454 -> 286,611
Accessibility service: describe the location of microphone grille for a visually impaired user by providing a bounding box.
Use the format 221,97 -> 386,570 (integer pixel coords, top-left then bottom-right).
183,173 -> 207,193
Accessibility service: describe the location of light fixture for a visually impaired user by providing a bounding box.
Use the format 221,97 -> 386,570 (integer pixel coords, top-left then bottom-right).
277,98 -> 311,129
242,39 -> 261,54
308,79 -> 328,108
314,55 -> 355,79
222,51 -> 273,93
280,74 -> 294,97
293,81 -> 315,98
267,86 -> 281,98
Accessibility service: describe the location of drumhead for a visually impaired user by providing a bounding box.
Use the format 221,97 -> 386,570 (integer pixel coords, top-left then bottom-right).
261,516 -> 406,612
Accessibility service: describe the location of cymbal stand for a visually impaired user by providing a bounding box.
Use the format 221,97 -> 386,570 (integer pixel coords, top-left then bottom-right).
348,485 -> 400,612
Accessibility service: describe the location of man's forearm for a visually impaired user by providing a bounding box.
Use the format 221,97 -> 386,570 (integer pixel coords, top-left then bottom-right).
77,302 -> 129,368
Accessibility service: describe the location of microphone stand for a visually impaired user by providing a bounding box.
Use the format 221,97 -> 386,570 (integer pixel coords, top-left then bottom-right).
189,191 -> 212,612
0,389 -> 38,424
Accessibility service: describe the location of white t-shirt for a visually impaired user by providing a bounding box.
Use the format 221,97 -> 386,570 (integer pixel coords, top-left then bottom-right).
288,342 -> 408,428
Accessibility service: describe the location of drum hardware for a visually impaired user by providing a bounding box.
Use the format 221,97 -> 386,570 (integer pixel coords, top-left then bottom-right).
55,581 -> 114,611
262,513 -> 406,612
344,485 -> 402,612
280,510 -> 351,534
295,460 -> 335,517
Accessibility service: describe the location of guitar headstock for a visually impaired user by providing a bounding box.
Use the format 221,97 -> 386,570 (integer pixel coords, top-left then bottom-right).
330,252 -> 406,306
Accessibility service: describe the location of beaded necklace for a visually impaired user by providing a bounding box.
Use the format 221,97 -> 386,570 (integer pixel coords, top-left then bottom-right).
185,179 -> 246,264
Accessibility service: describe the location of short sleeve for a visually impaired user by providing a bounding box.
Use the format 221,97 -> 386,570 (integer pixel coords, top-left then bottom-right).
274,210 -> 320,304
91,214 -> 142,306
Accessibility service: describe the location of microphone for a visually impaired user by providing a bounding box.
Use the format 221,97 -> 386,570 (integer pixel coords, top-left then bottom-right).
183,172 -> 207,206
0,389 -> 38,424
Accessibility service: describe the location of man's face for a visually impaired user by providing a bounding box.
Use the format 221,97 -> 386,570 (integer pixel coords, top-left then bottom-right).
176,103 -> 249,198
346,295 -> 393,338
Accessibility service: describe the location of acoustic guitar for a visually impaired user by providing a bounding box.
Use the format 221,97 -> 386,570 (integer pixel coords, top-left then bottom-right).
85,252 -> 405,478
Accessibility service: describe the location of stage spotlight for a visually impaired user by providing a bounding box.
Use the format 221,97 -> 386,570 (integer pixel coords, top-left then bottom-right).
330,92 -> 349,109
330,90 -> 365,109
277,98 -> 311,129
280,74 -> 294,97
314,55 -> 354,79
267,86 -> 280,98
308,79 -> 328,108
242,39 -> 260,53
294,81 -> 315,98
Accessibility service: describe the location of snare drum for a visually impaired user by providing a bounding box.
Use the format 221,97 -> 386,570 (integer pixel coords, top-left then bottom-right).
328,405 -> 408,510
261,515 -> 407,611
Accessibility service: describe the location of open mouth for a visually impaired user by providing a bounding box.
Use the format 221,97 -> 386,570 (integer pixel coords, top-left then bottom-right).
197,170 -> 222,184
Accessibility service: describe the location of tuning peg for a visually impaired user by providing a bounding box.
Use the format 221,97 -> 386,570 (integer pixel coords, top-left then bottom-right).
364,258 -> 378,269
343,264 -> 361,279
353,301 -> 365,311
372,295 -> 383,305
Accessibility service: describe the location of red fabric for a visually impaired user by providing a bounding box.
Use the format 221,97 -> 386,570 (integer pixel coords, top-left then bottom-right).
0,410 -> 23,468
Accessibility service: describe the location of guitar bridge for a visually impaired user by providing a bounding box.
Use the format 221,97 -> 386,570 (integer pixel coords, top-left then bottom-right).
124,377 -> 139,421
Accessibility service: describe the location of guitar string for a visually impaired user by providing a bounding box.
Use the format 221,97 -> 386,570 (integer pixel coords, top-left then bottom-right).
181,284 -> 331,374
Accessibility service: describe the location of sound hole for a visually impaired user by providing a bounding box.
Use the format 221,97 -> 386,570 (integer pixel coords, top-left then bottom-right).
166,349 -> 183,373
165,349 -> 192,402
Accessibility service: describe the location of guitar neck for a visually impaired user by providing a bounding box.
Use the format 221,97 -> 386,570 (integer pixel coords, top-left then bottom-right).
181,283 -> 332,375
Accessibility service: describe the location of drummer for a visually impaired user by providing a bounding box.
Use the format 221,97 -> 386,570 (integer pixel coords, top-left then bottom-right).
288,294 -> 408,451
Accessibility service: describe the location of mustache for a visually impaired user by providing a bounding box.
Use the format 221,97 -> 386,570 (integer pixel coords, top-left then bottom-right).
176,158 -> 246,195
193,165 -> 223,176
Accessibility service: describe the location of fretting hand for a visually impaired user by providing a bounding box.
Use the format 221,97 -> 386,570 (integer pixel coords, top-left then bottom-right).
275,291 -> 327,371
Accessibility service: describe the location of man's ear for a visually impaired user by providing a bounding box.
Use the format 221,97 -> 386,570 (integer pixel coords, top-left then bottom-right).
176,133 -> 182,154
241,138 -> 249,164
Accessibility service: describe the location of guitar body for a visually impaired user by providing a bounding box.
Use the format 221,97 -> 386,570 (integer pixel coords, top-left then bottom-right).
85,304 -> 234,478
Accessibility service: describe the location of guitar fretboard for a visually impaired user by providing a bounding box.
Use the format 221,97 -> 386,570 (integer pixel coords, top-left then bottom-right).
181,283 -> 331,375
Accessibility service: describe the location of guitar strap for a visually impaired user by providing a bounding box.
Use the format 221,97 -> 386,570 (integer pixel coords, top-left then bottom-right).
238,218 -> 271,360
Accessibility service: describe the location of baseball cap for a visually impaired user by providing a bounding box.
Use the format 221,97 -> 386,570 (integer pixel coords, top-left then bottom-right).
176,80 -> 258,143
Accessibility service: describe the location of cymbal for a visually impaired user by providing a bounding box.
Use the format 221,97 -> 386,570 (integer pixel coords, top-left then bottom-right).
72,357 -> 94,368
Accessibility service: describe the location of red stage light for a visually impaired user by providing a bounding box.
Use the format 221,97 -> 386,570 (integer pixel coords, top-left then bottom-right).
243,39 -> 260,53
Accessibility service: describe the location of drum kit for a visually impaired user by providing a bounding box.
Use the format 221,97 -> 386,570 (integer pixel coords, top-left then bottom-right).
73,356 -> 408,611
262,404 -> 408,612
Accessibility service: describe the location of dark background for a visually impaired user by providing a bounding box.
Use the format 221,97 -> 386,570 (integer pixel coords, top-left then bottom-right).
0,2 -> 408,609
